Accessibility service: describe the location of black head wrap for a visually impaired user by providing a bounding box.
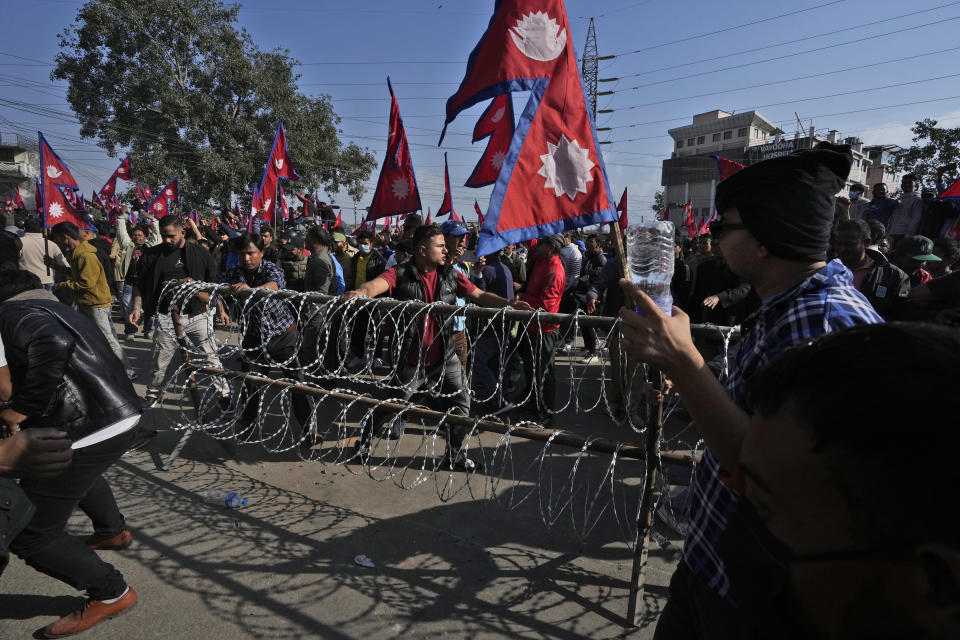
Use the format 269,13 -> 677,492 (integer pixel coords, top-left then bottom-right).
715,142 -> 852,262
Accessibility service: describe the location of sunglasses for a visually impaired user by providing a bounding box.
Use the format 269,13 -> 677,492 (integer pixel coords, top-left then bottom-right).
710,219 -> 748,237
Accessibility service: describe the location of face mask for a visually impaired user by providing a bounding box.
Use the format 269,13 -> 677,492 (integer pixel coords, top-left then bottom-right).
358,244 -> 371,254
849,191 -> 860,201
721,497 -> 794,612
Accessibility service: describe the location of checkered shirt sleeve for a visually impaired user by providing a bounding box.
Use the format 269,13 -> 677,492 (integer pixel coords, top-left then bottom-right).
220,260 -> 295,341
682,261 -> 883,600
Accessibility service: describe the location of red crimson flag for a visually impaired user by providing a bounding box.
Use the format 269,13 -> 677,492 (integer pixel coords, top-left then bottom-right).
99,155 -> 132,198
436,152 -> 454,217
146,177 -> 179,217
368,78 -> 423,219
474,200 -> 484,226
712,155 -> 745,182
683,199 -> 697,239
279,184 -> 290,221
13,186 -> 24,209
938,176 -> 960,200
698,209 -> 718,236
466,93 -> 515,188
265,121 -> 300,182
616,187 -> 628,232
442,0 -> 617,256
255,182 -> 276,223
425,207 -> 432,225
38,132 -> 95,229
38,132 -> 79,188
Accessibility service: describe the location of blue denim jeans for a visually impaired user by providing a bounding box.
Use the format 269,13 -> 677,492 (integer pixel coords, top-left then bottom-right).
121,282 -> 153,335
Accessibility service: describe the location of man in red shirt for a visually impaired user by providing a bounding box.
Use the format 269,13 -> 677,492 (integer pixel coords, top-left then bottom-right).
342,224 -> 531,471
507,234 -> 566,423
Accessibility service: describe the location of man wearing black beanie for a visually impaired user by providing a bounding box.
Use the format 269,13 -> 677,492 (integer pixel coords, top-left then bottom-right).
618,142 -> 886,637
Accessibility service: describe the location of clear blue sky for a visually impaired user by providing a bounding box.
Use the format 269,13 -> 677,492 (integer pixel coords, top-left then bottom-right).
2,0 -> 959,224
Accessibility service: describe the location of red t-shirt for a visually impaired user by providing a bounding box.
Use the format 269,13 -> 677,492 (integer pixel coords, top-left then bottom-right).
377,266 -> 477,366
519,254 -> 565,333
851,256 -> 874,290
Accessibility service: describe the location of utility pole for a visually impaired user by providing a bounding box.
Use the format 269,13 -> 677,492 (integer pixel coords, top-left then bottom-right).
582,18 -> 599,122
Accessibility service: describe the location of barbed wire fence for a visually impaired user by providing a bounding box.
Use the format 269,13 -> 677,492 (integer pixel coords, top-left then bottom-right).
150,280 -> 739,625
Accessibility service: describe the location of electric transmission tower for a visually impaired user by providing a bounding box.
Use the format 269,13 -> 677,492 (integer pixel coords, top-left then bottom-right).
582,18 -> 599,122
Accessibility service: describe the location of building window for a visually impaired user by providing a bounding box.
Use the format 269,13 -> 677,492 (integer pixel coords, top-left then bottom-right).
723,130 -> 732,140
737,128 -> 747,137
676,139 -> 683,148
712,133 -> 721,142
697,136 -> 705,145
687,138 -> 695,146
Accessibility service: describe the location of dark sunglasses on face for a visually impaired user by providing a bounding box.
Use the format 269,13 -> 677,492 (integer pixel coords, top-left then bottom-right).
710,218 -> 748,237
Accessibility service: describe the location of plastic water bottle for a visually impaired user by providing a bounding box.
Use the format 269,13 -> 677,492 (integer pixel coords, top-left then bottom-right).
204,490 -> 248,508
625,221 -> 675,316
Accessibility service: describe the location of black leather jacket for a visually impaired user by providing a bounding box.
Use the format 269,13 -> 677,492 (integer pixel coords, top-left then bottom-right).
0,294 -> 141,440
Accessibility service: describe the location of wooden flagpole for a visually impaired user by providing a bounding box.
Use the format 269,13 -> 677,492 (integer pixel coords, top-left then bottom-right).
610,218 -> 667,627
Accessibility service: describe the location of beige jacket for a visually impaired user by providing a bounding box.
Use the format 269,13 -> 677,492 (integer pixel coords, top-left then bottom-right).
18,233 -> 66,285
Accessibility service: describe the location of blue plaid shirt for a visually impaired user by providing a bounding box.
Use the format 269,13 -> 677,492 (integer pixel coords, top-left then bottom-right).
219,260 -> 295,342
684,260 -> 883,599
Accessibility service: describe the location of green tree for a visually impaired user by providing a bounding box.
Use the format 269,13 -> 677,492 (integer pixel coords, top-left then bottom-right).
890,119 -> 960,187
52,0 -> 376,210
651,189 -> 665,219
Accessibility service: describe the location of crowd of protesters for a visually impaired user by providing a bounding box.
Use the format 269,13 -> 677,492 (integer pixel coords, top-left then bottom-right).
1,146 -> 959,638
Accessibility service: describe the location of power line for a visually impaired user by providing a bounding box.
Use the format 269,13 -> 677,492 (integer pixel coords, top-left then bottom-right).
610,0 -> 846,57
611,15 -> 960,93
604,95 -> 960,143
608,71 -> 960,131
611,2 -> 960,82
612,45 -> 960,111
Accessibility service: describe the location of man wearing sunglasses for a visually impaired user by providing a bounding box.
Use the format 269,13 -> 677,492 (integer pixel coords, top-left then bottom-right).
619,142 -> 884,638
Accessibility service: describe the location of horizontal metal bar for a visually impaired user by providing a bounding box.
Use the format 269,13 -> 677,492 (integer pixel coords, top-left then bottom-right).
184,364 -> 698,467
193,284 -> 740,338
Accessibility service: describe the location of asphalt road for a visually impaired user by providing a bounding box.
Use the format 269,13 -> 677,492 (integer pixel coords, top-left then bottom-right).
1,327 -> 689,639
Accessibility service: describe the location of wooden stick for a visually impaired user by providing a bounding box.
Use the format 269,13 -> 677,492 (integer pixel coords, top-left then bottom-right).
627,369 -> 665,626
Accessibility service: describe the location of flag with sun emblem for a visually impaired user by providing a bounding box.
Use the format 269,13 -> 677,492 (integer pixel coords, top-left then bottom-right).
466,93 -> 514,188
38,131 -> 94,230
442,0 -> 617,256
368,77 -> 422,220
146,177 -> 179,217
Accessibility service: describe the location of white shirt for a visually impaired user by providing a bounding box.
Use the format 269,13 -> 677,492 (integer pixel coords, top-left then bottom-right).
0,336 -> 6,368
887,192 -> 923,236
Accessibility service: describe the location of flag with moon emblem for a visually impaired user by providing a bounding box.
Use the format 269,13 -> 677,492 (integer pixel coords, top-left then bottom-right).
442,0 -> 617,256
465,92 -> 514,188
38,131 -> 95,230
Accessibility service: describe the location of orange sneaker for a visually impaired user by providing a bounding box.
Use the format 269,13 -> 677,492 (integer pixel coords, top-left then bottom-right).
41,587 -> 138,638
85,530 -> 133,550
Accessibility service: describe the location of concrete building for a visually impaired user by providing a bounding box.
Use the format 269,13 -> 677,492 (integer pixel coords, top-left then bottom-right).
0,131 -> 39,210
862,144 -> 902,193
661,110 -> 876,234
662,110 -> 781,231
